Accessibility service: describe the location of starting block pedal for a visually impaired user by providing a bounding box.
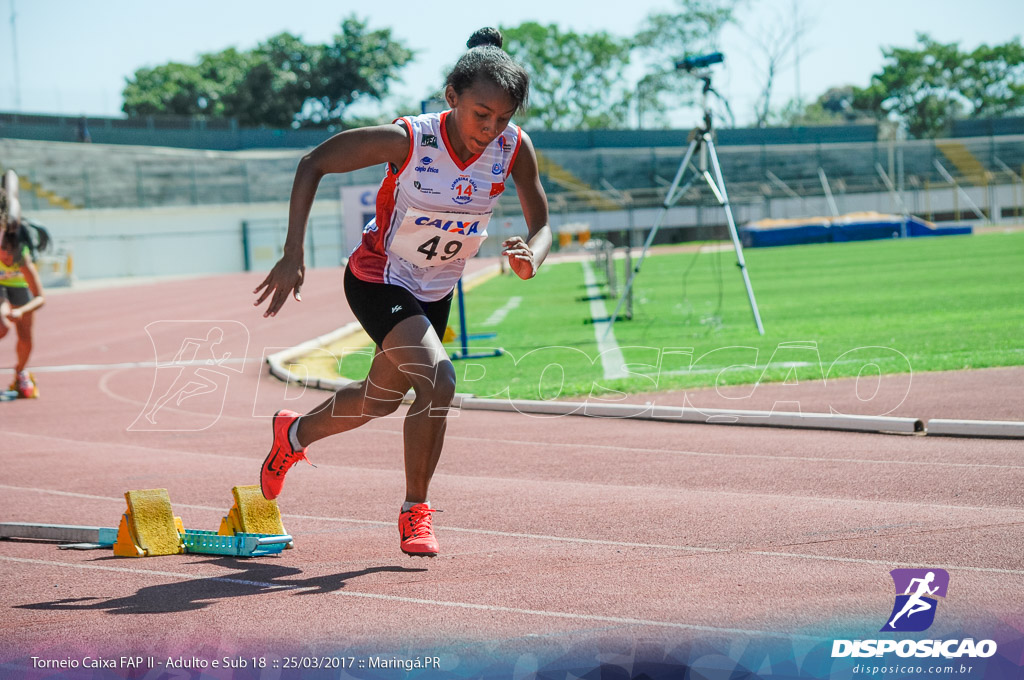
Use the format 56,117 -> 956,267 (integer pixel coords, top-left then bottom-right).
218,485 -> 291,548
112,488 -> 185,557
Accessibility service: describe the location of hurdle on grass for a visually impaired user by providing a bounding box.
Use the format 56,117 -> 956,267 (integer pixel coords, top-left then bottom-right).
450,278 -> 503,361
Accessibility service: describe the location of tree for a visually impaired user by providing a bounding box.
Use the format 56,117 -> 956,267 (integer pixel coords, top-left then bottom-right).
958,40 -> 1024,118
122,62 -> 222,117
631,0 -> 737,128
300,17 -> 415,127
741,1 -> 813,128
498,22 -> 632,130
122,16 -> 413,128
852,34 -> 1024,138
222,34 -> 319,128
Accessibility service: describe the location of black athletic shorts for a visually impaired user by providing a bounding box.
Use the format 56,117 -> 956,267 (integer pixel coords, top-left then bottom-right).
0,286 -> 32,307
344,265 -> 454,347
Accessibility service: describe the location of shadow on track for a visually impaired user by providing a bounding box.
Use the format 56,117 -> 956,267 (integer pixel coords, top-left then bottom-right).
15,558 -> 426,614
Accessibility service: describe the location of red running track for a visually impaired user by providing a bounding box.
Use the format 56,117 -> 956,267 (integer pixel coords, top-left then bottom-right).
0,265 -> 1021,676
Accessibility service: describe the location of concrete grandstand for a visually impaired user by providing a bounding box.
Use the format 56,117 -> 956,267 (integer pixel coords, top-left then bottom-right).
2,112 -> 1022,218
1,111 -> 1022,279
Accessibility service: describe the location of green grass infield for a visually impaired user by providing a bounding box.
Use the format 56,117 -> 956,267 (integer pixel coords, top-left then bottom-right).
334,230 -> 1024,400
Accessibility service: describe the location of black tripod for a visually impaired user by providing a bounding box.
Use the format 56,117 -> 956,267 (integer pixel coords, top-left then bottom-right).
606,72 -> 765,336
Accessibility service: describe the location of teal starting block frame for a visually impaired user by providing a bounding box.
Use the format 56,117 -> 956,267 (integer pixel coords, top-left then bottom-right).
1,522 -> 292,557
181,530 -> 292,557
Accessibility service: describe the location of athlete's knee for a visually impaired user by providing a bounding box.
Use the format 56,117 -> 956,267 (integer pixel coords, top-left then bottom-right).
436,361 -> 457,402
418,360 -> 457,407
361,392 -> 405,418
355,375 -> 408,418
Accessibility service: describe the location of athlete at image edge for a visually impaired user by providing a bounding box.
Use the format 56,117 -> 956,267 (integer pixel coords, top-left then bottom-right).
253,29 -> 552,558
0,170 -> 47,399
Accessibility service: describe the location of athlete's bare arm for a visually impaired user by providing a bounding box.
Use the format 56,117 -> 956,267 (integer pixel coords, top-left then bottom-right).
254,124 -> 411,317
10,256 -> 45,318
507,131 -> 552,280
2,170 -> 20,226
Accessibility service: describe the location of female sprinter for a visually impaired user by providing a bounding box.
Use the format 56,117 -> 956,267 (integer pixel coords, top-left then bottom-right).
253,28 -> 551,557
0,170 -> 47,399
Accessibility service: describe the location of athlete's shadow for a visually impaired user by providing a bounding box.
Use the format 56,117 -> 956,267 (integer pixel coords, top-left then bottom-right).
16,558 -> 427,615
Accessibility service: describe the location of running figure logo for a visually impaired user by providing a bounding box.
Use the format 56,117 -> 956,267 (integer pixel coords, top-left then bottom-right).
130,321 -> 249,431
881,568 -> 949,632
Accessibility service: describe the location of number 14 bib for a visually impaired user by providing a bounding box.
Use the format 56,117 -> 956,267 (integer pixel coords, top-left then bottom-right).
389,208 -> 490,268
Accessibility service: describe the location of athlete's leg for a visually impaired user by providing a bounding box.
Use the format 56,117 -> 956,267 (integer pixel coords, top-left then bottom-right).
0,299 -> 10,340
295,345 -> 413,446
380,315 -> 456,504
13,309 -> 33,373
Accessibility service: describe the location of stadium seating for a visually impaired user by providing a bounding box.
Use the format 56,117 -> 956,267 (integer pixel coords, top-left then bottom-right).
1,122 -> 1022,215
0,137 -> 383,210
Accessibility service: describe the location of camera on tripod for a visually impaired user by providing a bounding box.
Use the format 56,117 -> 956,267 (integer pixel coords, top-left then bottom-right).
674,52 -> 724,71
606,48 -> 766,335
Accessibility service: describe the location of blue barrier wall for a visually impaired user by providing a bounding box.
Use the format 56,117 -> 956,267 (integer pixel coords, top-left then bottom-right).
741,217 -> 973,248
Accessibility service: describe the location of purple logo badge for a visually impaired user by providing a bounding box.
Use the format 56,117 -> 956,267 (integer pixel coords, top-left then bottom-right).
881,568 -> 949,632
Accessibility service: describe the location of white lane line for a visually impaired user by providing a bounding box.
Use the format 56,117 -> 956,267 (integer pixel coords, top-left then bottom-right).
5,423 -> 1024,513
580,260 -> 628,380
0,556 -> 820,641
481,296 -> 522,327
3,484 -> 1023,571
6,422 -> 1019,475
6,425 -> 1023,514
29,358 -> 257,373
0,485 -> 711,553
324,589 -> 824,640
95,368 -> 256,424
404,524 -> 716,552
748,552 -> 1024,577
444,435 -> 1024,471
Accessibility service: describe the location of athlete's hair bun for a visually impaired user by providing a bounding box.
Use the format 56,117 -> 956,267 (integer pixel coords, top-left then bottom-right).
467,27 -> 502,49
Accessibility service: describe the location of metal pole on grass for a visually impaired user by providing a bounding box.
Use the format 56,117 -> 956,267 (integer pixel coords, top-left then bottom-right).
707,137 -> 765,335
450,279 -> 502,361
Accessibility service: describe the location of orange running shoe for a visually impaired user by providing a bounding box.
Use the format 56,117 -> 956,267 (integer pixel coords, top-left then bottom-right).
399,503 -> 439,557
260,409 -> 311,500
12,371 -> 38,399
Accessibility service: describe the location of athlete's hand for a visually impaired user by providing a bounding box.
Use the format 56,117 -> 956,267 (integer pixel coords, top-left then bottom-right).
502,236 -> 537,280
253,256 -> 305,317
6,307 -> 22,321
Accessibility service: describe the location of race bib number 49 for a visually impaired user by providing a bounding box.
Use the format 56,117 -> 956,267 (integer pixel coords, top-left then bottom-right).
389,208 -> 490,268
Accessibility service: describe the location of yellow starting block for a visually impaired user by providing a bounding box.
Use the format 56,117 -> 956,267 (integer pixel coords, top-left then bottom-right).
112,486 -> 292,557
218,485 -> 290,545
112,488 -> 184,557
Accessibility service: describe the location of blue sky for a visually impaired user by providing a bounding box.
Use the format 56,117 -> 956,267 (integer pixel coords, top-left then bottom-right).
1,0 -> 1021,127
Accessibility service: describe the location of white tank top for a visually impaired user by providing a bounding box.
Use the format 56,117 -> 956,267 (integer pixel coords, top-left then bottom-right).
348,111 -> 523,301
